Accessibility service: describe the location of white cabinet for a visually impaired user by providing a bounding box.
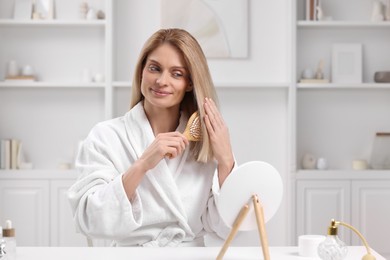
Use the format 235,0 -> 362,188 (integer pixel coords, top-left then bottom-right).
296,179 -> 351,242
0,171 -> 85,247
0,179 -> 49,246
296,172 -> 390,259
351,180 -> 390,259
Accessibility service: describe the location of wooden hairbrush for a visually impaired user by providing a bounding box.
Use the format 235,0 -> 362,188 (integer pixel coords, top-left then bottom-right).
183,111 -> 202,141
165,111 -> 201,158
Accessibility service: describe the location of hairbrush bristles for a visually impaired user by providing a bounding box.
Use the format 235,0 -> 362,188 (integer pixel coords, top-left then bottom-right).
184,111 -> 202,141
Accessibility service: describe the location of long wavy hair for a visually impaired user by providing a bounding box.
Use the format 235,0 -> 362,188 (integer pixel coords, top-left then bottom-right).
130,28 -> 218,163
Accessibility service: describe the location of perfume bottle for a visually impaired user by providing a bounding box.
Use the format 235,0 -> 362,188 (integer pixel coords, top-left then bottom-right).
0,226 -> 6,259
318,219 -> 348,260
2,220 -> 16,260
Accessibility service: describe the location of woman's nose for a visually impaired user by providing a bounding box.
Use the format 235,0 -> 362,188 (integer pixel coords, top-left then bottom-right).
156,71 -> 169,86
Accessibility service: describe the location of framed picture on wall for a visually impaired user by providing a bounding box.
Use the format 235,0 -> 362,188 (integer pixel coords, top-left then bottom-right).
13,0 -> 33,20
331,43 -> 363,84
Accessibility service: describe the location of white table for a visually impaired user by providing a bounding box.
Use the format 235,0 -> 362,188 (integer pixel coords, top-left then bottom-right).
13,246 -> 385,260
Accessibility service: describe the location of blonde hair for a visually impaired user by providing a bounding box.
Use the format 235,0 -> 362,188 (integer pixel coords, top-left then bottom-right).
130,28 -> 218,163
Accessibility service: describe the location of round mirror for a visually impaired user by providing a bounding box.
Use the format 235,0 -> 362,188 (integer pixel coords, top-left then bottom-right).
217,161 -> 283,231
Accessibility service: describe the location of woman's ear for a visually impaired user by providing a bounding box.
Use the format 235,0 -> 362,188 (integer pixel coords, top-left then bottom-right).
186,82 -> 193,92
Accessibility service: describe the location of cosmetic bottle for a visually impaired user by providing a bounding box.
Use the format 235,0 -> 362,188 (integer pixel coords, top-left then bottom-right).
2,220 -> 16,260
0,226 -> 6,258
318,219 -> 348,260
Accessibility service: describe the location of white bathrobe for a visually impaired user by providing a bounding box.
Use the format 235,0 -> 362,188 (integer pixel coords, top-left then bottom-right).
67,102 -> 231,247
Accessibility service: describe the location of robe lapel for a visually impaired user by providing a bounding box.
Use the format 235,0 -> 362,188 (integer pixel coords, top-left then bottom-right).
124,103 -> 193,235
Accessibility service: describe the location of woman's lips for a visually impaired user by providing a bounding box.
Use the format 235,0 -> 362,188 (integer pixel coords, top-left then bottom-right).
151,88 -> 172,96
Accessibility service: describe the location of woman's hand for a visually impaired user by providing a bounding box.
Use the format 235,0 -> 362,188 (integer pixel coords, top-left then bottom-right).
203,98 -> 234,185
123,132 -> 188,201
139,132 -> 189,171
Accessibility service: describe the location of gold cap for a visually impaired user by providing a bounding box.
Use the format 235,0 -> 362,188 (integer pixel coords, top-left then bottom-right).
3,228 -> 15,237
327,219 -> 338,235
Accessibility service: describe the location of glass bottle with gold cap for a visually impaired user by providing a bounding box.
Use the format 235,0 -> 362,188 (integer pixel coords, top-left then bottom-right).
318,219 -> 348,260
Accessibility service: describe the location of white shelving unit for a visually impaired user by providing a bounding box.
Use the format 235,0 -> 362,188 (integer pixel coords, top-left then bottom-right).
294,1 -> 390,258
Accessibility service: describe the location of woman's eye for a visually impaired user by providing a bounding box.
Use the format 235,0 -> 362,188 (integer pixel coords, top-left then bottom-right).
172,71 -> 183,78
148,65 -> 159,72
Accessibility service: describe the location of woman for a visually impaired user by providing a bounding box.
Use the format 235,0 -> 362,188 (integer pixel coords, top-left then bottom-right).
68,28 -> 235,247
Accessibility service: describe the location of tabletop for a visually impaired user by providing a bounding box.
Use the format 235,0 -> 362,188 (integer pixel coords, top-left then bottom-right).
12,246 -> 385,260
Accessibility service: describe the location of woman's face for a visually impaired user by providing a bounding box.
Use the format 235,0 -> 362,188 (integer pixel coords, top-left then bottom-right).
141,43 -> 192,112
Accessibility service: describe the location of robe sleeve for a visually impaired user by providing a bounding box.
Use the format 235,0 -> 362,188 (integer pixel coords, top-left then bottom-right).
201,161 -> 238,239
67,127 -> 143,240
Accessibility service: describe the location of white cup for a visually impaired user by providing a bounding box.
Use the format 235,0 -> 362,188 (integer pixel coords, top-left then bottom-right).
298,235 -> 326,257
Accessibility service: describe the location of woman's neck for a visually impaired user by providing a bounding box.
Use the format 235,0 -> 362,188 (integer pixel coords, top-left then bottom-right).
144,105 -> 181,135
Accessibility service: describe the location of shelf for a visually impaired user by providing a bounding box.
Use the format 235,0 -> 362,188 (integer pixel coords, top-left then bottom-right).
297,20 -> 390,28
0,19 -> 106,27
296,169 -> 390,180
297,83 -> 390,89
0,81 -> 106,88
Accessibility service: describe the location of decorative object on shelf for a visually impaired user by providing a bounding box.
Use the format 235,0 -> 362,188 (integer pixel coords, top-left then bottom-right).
371,0 -> 384,22
331,43 -> 362,84
17,142 -> 33,170
305,0 -> 317,21
302,153 -> 317,169
5,63 -> 36,82
81,68 -> 92,83
93,73 -> 104,83
86,8 -> 97,20
299,60 -> 330,83
57,162 -> 71,170
0,139 -> 32,170
369,132 -> 390,169
6,60 -> 19,77
299,59 -> 329,84
315,59 -> 324,79
316,1 -> 324,21
21,65 -> 34,76
79,2 -> 88,19
96,10 -> 105,20
13,0 -> 33,20
301,68 -> 314,79
352,159 -> 368,170
318,219 -> 376,260
316,157 -> 328,170
374,71 -> 390,83
33,0 -> 55,20
385,0 -> 390,20
298,235 -> 325,257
